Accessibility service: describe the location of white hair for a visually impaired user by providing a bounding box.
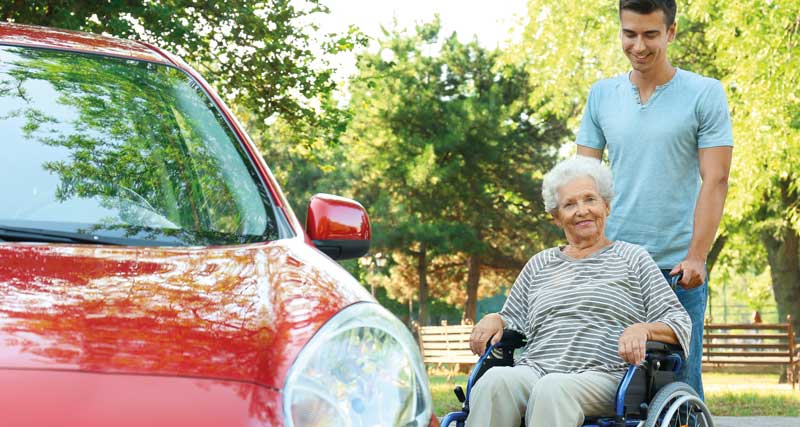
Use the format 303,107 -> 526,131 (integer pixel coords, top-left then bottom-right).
542,156 -> 614,213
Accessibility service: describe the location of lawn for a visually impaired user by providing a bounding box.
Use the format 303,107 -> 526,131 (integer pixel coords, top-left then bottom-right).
429,371 -> 799,418
703,373 -> 799,417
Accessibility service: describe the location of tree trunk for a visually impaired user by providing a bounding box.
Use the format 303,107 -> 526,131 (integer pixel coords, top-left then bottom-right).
706,233 -> 727,277
417,245 -> 429,326
762,227 -> 800,334
463,254 -> 480,324
762,179 -> 800,334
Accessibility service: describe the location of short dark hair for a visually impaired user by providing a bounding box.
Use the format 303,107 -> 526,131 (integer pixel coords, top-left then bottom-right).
619,0 -> 677,28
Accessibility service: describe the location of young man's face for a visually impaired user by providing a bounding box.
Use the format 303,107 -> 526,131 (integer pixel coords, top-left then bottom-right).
619,9 -> 676,73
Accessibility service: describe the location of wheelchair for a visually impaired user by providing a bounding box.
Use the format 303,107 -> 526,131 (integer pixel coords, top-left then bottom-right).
440,330 -> 713,427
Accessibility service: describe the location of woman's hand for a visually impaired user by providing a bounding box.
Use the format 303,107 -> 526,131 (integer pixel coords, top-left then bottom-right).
618,323 -> 650,365
469,313 -> 505,355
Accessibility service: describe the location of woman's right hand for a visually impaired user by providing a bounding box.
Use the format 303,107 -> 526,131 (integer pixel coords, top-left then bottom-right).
469,313 -> 505,355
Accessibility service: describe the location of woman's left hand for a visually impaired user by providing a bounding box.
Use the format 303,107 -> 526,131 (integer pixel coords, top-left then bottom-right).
618,323 -> 650,365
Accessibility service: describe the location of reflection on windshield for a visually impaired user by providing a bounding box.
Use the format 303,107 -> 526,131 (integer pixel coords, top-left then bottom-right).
0,46 -> 277,246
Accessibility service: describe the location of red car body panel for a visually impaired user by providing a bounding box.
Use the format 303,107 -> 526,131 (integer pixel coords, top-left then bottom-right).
0,369 -> 281,427
0,241 -> 371,387
0,22 -> 167,64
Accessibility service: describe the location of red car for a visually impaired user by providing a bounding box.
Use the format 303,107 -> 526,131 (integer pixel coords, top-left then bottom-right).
0,23 -> 435,427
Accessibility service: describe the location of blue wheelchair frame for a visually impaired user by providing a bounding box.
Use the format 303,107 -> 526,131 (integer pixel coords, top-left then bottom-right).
440,331 -> 685,427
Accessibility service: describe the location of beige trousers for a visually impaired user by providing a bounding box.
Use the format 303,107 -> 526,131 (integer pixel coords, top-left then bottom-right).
464,366 -> 620,427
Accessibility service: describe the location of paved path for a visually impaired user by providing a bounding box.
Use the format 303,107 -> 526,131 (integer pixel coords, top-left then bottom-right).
714,417 -> 800,427
440,416 -> 800,426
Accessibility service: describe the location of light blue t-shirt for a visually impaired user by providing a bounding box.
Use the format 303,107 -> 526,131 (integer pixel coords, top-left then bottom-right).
576,68 -> 733,269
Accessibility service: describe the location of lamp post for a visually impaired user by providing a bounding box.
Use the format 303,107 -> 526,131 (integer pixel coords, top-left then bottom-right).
359,252 -> 386,296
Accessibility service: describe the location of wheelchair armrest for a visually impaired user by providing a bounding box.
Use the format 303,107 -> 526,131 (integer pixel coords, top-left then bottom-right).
645,341 -> 683,356
496,329 -> 527,350
645,341 -> 684,375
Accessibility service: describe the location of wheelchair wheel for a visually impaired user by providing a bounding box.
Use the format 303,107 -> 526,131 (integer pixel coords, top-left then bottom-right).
644,382 -> 713,427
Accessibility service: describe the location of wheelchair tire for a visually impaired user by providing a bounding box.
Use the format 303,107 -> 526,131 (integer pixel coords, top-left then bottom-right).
644,382 -> 714,427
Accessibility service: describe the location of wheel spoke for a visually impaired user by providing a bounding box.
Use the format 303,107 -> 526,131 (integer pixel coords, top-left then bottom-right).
645,382 -> 713,427
682,399 -> 688,426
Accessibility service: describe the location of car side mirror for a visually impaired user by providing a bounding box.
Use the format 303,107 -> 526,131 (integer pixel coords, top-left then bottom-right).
305,193 -> 371,260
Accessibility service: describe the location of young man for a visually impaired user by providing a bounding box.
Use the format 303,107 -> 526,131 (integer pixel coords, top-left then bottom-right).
575,0 -> 733,400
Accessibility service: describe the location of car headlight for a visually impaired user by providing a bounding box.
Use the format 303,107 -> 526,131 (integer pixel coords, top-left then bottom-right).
283,302 -> 433,427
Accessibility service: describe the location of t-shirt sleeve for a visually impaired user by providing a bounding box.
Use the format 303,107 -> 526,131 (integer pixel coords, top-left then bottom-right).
498,255 -> 538,335
697,80 -> 734,148
632,247 -> 692,356
576,84 -> 607,150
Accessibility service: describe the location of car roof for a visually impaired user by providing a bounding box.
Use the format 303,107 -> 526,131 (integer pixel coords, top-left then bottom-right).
0,22 -> 170,65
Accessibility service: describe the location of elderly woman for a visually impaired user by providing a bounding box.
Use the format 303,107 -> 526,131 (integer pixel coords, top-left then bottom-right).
466,156 -> 691,427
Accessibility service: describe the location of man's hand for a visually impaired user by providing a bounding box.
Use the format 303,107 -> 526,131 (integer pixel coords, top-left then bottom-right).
618,323 -> 650,365
469,313 -> 504,355
669,257 -> 706,289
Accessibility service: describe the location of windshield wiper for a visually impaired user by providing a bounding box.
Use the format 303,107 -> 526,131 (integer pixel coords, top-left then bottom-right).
0,225 -> 124,245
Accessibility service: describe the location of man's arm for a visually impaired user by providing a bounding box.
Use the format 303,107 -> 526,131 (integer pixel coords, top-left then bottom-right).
577,146 -> 603,159
670,146 -> 732,288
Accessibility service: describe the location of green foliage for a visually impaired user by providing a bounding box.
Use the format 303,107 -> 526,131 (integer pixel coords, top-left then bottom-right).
343,20 -> 570,321
371,285 -> 462,326
1,0 -> 364,132
349,19 -> 569,252
243,107 -> 356,226
691,0 -> 800,228
509,0 -> 625,123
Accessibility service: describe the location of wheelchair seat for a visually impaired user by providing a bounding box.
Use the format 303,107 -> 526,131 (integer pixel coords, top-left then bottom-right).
440,330 -> 713,427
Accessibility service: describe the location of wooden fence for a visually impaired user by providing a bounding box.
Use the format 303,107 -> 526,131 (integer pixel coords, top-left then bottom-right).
702,316 -> 797,388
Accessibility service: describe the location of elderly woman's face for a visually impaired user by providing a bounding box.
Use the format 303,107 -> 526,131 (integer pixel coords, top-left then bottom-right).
553,176 -> 609,244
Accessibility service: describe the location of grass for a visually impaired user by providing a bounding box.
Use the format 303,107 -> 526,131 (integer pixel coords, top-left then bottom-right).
428,370 -> 800,417
429,372 -> 468,416
703,373 -> 799,416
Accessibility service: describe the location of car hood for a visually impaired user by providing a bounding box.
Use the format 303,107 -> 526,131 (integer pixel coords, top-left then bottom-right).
0,239 -> 373,389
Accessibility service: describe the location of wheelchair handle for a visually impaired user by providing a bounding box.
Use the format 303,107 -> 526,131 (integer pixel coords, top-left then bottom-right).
669,272 -> 683,290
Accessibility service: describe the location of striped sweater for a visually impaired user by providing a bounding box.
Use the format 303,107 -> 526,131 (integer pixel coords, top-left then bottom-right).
499,241 -> 691,378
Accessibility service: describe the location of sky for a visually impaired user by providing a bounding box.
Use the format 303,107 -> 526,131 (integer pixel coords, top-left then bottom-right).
319,0 -> 529,49
315,0 -> 530,81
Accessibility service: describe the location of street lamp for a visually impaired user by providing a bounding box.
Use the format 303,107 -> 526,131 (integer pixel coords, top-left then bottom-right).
359,252 -> 387,296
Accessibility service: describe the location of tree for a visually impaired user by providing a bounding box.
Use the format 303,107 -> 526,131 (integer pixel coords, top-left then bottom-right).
345,20 -> 569,324
686,0 -> 800,332
2,0 -> 359,132
509,0 -> 624,124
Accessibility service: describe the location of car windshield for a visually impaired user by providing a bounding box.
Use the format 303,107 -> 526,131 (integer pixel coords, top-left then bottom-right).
0,45 -> 279,246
